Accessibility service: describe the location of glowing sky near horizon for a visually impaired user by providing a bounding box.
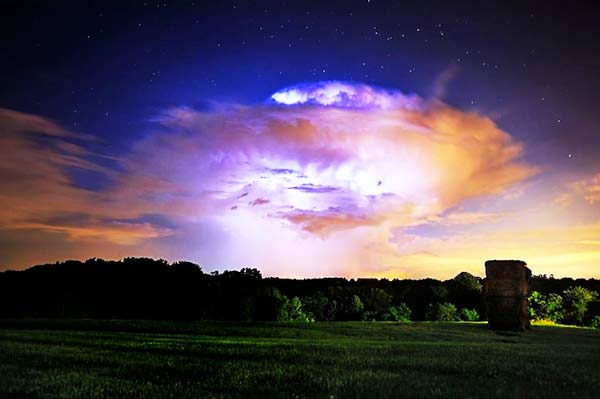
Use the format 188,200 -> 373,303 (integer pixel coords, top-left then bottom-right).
1,1 -> 600,279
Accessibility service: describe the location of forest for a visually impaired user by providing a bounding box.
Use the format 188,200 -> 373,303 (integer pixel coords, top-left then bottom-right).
1,257 -> 599,327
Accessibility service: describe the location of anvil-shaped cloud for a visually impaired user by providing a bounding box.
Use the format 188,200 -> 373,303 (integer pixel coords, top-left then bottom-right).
126,81 -> 532,238
9,81 -> 592,278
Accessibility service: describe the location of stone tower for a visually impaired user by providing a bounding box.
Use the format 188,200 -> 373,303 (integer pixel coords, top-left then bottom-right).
484,260 -> 531,331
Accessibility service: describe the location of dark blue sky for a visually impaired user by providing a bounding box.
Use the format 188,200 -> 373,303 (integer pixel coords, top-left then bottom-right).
2,0 -> 599,172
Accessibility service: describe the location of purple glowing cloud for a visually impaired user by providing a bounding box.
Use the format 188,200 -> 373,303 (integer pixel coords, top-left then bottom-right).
270,81 -> 422,110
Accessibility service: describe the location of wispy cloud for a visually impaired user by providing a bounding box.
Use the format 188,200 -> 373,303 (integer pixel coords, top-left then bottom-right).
579,173 -> 600,205
0,108 -> 172,246
554,171 -> 600,208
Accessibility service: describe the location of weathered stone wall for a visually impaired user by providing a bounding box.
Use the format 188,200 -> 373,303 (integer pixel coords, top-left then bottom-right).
484,260 -> 531,331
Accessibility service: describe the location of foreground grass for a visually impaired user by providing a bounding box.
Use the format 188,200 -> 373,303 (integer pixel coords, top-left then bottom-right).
0,319 -> 599,398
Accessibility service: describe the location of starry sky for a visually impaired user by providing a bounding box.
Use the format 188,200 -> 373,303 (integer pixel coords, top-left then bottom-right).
1,1 -> 600,278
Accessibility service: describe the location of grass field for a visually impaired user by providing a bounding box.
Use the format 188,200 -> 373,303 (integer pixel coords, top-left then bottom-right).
1,319 -> 599,398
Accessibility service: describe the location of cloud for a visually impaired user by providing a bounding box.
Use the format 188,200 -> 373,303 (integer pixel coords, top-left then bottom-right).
554,171 -> 600,208
281,207 -> 384,235
0,81 -> 540,274
580,173 -> 600,205
270,81 -> 422,110
422,211 -> 506,226
120,82 -> 535,238
288,184 -> 340,193
0,108 -> 173,248
431,63 -> 460,100
0,108 -> 80,138
17,219 -> 172,245
249,198 -> 270,206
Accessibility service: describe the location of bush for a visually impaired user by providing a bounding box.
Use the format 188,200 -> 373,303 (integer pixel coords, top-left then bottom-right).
459,308 -> 479,321
562,286 -> 598,325
528,291 -> 564,323
388,303 -> 412,322
591,315 -> 600,329
425,302 -> 459,321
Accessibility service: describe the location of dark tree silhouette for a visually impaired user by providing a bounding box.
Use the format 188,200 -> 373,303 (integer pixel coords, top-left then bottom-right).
1,258 -> 599,324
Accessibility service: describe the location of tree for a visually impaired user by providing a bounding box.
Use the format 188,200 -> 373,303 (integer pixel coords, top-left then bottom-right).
254,287 -> 286,321
239,268 -> 262,279
432,285 -> 449,301
334,291 -> 364,321
446,272 -> 483,317
170,261 -> 203,274
5,259 -> 600,323
452,272 -> 482,292
425,302 -> 459,321
302,292 -> 334,321
528,291 -> 564,322
274,293 -> 311,322
342,294 -> 365,320
347,294 -> 365,320
562,286 -> 598,325
362,288 -> 392,320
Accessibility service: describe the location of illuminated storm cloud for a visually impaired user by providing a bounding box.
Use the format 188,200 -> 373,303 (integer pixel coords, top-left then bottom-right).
0,81 -> 541,276
123,81 -> 534,240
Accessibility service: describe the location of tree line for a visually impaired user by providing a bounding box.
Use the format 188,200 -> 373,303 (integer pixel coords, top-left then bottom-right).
528,287 -> 600,327
0,257 -> 599,326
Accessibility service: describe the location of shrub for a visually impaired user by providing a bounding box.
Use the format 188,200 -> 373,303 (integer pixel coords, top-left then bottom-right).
528,291 -> 564,323
388,303 -> 412,322
591,315 -> 600,329
562,286 -> 598,325
362,310 -> 378,321
459,308 -> 479,321
425,302 -> 459,321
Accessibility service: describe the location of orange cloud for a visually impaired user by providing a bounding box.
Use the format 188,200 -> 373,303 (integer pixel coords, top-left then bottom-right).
0,108 -> 173,249
124,99 -> 535,238
553,171 -> 600,208
581,173 -> 600,205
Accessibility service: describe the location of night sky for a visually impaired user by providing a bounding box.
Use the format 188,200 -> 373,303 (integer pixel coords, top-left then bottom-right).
1,1 -> 600,278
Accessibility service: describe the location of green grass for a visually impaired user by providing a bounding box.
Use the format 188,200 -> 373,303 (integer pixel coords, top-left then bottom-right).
0,319 -> 599,398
